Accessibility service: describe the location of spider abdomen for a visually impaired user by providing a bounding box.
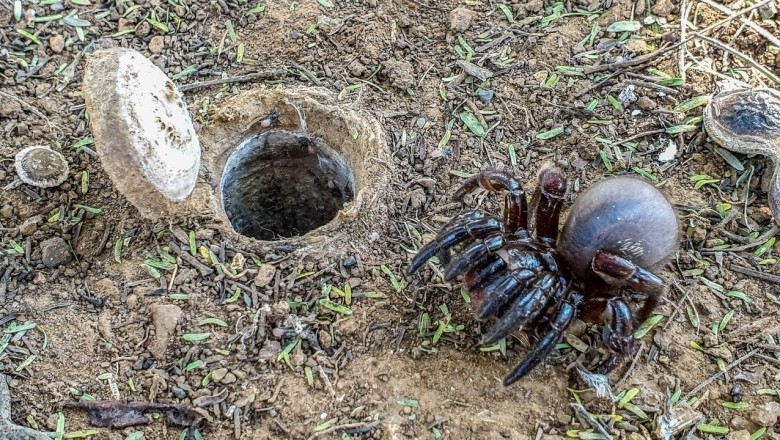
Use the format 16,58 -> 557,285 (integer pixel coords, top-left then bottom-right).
556,177 -> 678,279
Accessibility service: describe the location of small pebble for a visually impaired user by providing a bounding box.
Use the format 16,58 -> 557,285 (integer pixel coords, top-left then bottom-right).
40,237 -> 73,268
148,36 -> 165,54
477,89 -> 494,104
49,35 -> 65,53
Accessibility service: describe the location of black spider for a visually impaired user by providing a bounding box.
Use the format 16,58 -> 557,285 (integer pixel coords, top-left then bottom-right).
408,168 -> 679,386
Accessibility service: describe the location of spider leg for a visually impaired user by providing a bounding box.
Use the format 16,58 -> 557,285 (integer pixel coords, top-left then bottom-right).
407,213 -> 502,275
481,273 -> 559,345
463,257 -> 507,291
591,250 -> 664,322
443,233 -> 505,281
451,169 -> 528,234
503,294 -> 578,386
579,296 -> 636,375
475,269 -> 535,319
528,168 -> 567,241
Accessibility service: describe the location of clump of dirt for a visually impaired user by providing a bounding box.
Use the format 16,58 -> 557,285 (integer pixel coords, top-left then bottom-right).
2,0 -> 780,439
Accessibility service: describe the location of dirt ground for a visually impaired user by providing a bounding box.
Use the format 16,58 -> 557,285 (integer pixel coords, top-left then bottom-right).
1,0 -> 780,439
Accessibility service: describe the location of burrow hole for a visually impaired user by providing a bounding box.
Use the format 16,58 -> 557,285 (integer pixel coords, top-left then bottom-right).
220,131 -> 355,240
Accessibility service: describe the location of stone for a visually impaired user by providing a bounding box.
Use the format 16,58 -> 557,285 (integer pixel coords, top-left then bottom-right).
729,430 -> 751,440
82,48 -> 200,219
636,96 -> 657,111
14,146 -> 70,188
40,237 -> 73,268
525,0 -> 543,13
125,294 -> 138,309
221,372 -> 237,384
49,34 -> 65,53
18,215 -> 41,236
148,304 -> 182,359
477,89 -> 494,104
148,36 -> 165,54
0,205 -> 12,219
448,7 -> 476,33
211,368 -> 228,383
93,278 -> 121,302
382,59 -> 415,90
652,0 -> 675,17
750,401 -> 780,427
254,264 -> 276,287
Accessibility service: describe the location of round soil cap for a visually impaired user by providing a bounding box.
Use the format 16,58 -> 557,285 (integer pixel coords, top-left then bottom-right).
82,47 -> 200,218
14,146 -> 69,188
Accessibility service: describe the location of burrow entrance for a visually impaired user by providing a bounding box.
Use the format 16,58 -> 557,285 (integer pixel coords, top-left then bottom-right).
221,131 -> 355,241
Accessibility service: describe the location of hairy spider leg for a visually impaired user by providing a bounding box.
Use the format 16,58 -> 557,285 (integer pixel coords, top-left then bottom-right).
503,291 -> 580,386
481,272 -> 559,345
407,213 -> 502,275
591,250 -> 665,323
443,233 -> 505,280
451,169 -> 529,234
528,168 -> 568,241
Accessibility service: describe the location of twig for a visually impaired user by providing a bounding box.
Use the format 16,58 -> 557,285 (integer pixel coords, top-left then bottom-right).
0,90 -> 52,128
697,0 -> 780,47
584,0 -> 774,74
622,79 -> 679,95
291,62 -> 323,86
178,69 -> 286,92
169,242 -> 214,277
612,128 -> 666,146
728,264 -> 780,285
700,225 -> 780,253
694,33 -> 780,84
306,421 -> 379,440
680,348 -> 759,402
570,403 -> 613,440
678,0 -> 690,82
616,341 -> 646,388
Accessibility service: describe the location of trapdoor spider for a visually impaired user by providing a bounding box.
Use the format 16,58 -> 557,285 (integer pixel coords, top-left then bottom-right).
408,168 -> 679,386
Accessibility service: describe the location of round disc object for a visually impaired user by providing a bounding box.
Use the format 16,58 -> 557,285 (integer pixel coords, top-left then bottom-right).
14,146 -> 70,188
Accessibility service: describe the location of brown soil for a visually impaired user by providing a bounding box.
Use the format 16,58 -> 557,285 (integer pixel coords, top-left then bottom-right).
1,1 -> 780,439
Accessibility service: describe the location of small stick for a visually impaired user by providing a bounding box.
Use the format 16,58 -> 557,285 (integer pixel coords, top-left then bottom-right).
700,225 -> 780,253
179,69 -> 286,92
697,0 -> 780,47
678,0 -> 690,82
169,242 -> 214,277
291,62 -> 323,86
680,348 -> 759,402
306,421 -> 379,440
694,33 -> 780,84
616,341 -> 646,388
622,79 -> 680,95
612,128 -> 666,146
570,403 -> 613,440
728,264 -> 780,285
584,0 -> 774,74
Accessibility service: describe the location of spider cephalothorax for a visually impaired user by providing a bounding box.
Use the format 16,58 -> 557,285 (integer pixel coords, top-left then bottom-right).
408,168 -> 679,386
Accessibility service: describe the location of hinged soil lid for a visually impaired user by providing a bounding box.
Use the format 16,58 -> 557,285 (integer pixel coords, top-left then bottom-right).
82,48 -> 200,219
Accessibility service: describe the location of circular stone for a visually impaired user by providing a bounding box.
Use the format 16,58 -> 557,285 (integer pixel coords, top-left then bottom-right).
82,48 -> 200,218
14,146 -> 69,188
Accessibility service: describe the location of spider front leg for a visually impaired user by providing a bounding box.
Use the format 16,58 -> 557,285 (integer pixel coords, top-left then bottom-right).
528,168 -> 567,241
407,211 -> 502,275
452,169 -> 528,234
579,296 -> 636,375
591,250 -> 665,323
